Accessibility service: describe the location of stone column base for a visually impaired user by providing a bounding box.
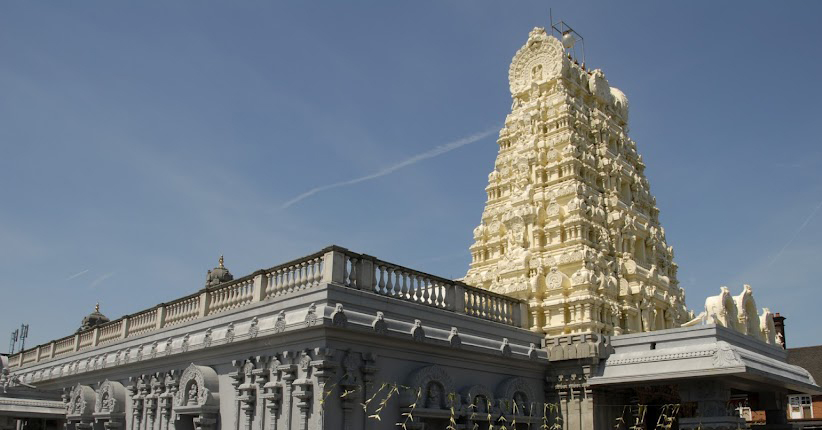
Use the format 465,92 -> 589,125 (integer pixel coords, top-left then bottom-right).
680,416 -> 746,430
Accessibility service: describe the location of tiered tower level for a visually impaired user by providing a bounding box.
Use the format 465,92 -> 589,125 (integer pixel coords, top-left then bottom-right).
464,28 -> 691,337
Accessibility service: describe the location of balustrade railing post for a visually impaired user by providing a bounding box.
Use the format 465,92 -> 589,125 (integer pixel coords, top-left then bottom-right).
35,345 -> 43,362
452,284 -> 466,314
198,291 -> 211,318
121,317 -> 130,339
92,328 -> 101,347
156,305 -> 166,329
516,302 -> 530,329
48,341 -> 56,359
252,273 -> 268,302
322,249 -> 347,284
73,334 -> 81,352
357,256 -> 375,291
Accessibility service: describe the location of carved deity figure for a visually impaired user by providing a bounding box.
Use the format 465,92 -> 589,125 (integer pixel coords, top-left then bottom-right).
100,392 -> 110,412
74,396 -> 84,414
187,383 -> 199,406
425,382 -> 443,409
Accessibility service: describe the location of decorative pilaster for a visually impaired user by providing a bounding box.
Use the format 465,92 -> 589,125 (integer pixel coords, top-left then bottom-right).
310,348 -> 337,430
128,376 -> 147,430
261,357 -> 282,430
291,380 -> 312,430
144,374 -> 163,430
231,359 -> 257,430
339,351 -> 362,430
276,354 -> 298,430
159,371 -> 179,430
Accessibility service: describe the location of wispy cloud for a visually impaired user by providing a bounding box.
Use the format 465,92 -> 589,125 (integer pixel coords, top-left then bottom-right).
768,198 -> 822,266
66,269 -> 89,280
281,127 -> 499,209
90,272 -> 115,288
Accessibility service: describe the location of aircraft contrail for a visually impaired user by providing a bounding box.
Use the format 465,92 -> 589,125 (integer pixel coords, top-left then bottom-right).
66,269 -> 89,280
768,198 -> 822,266
281,127 -> 498,209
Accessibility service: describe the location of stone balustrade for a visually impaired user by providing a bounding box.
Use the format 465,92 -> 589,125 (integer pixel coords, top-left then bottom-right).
7,245 -> 528,371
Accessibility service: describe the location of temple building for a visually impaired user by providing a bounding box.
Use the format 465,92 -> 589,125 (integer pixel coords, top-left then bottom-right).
1,27 -> 819,430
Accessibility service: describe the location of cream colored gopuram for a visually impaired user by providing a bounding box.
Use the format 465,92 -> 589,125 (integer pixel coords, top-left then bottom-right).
464,28 -> 691,336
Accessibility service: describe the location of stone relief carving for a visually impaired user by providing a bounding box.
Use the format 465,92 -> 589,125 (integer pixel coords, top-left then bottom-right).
508,28 -> 566,95
248,317 -> 259,338
330,303 -> 347,328
712,341 -> 744,368
411,319 -> 425,342
304,303 -> 318,327
372,312 -> 387,334
274,311 -> 286,333
499,338 -> 512,357
448,327 -> 461,348
225,322 -> 235,343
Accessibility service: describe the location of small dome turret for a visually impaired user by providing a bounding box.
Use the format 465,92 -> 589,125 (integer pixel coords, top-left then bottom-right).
78,303 -> 110,333
205,255 -> 233,288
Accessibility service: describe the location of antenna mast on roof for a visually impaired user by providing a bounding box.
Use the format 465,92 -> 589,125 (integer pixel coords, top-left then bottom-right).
8,328 -> 18,354
549,9 -> 586,69
18,324 -> 28,352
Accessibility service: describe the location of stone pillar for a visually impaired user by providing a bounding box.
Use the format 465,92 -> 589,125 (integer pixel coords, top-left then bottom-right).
679,381 -> 744,430
310,349 -> 337,430
758,391 -> 790,430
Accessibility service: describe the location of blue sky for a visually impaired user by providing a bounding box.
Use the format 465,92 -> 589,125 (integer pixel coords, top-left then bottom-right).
1,2 -> 821,350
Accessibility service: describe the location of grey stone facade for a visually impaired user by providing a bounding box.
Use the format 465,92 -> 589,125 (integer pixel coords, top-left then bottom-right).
2,246 -> 818,429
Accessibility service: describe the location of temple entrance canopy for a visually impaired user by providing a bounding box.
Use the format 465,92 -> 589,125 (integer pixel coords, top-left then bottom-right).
589,325 -> 821,429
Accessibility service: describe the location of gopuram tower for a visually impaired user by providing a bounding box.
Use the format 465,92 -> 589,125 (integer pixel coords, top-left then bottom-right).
464,27 -> 691,337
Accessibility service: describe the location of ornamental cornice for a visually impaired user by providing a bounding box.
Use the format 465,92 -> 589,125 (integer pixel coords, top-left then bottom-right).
605,349 -> 715,366
10,295 -> 547,386
0,398 -> 66,409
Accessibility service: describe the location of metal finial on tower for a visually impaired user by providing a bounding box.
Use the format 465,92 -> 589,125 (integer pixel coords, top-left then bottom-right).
95,302 -> 100,313
219,255 -> 224,268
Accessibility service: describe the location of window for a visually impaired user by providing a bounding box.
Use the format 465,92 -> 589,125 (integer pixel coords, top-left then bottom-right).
789,395 -> 813,419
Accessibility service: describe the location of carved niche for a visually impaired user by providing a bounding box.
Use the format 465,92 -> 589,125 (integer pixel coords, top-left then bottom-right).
496,377 -> 537,416
462,385 -> 495,414
403,365 -> 457,411
174,363 -> 220,415
66,383 -> 96,423
93,380 -> 126,423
